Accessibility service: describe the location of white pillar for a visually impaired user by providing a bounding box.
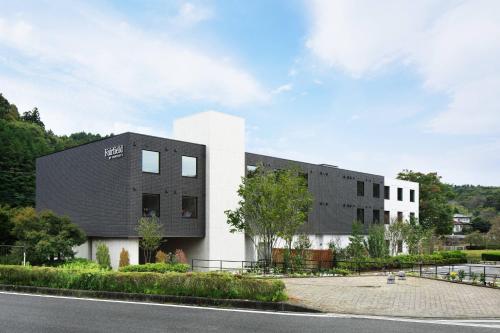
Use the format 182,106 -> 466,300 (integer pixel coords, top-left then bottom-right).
174,111 -> 246,265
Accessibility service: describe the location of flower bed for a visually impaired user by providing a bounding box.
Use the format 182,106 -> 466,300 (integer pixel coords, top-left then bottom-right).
0,265 -> 286,302
119,263 -> 190,273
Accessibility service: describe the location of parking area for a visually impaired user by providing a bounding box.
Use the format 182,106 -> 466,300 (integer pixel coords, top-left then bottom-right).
284,276 -> 500,319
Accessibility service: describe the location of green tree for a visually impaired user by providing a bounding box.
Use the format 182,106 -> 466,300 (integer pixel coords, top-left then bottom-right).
0,205 -> 16,245
225,164 -> 313,265
387,219 -> 405,255
96,242 -> 111,269
400,217 -> 432,255
364,224 -> 388,258
0,93 -> 20,121
11,207 -> 86,264
397,170 -> 454,235
21,107 -> 44,128
136,216 -> 163,263
471,216 -> 491,233
346,222 -> 366,259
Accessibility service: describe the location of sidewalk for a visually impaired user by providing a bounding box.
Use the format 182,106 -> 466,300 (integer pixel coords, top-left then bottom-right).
284,276 -> 500,319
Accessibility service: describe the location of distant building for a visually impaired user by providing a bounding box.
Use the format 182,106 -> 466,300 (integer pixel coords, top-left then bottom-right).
452,214 -> 472,234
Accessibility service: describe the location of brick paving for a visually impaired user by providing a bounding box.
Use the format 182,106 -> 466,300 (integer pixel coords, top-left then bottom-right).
284,276 -> 500,318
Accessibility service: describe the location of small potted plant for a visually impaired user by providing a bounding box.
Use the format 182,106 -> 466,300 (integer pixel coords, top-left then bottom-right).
471,272 -> 478,284
450,271 -> 458,282
458,270 -> 465,282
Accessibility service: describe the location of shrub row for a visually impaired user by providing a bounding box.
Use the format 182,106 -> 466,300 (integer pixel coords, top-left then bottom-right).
481,252 -> 500,261
0,265 -> 286,302
119,263 -> 190,273
336,251 -> 467,271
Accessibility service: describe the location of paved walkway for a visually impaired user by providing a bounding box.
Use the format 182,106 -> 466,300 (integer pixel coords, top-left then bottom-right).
284,276 -> 500,319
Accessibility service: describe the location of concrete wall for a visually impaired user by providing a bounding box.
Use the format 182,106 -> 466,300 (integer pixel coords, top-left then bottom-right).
383,178 -> 419,222
174,111 -> 246,264
91,238 -> 139,269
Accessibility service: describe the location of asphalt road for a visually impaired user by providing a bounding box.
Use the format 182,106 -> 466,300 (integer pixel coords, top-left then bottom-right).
0,292 -> 499,333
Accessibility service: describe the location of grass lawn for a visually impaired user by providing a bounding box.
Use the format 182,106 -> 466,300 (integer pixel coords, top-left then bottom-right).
462,249 -> 499,262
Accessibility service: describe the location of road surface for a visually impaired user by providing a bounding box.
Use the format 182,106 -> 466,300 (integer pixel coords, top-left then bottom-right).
0,291 -> 498,332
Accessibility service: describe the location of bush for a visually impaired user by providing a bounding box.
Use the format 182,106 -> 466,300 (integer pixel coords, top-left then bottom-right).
335,251 -> 467,272
119,263 -> 190,273
119,248 -> 130,268
155,250 -> 168,263
482,252 -> 500,261
0,265 -> 286,302
96,243 -> 111,269
58,258 -> 101,271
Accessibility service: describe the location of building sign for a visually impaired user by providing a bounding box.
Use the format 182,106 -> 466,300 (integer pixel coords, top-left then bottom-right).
105,145 -> 124,160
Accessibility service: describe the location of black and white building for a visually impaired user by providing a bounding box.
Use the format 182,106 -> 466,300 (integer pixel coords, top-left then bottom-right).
36,111 -> 419,268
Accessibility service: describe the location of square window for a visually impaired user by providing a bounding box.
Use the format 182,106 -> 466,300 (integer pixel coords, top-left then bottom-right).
182,196 -> 198,218
373,183 -> 380,198
373,209 -> 380,224
142,194 -> 160,217
357,208 -> 365,224
142,150 -> 159,173
397,188 -> 403,201
384,186 -> 390,199
410,189 -> 415,202
357,181 -> 364,196
182,156 -> 197,177
384,211 -> 390,224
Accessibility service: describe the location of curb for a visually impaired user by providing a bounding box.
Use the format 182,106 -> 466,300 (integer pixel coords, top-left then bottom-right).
0,284 -> 321,313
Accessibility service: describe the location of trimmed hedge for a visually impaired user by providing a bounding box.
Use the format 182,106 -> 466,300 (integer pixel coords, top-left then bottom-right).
0,265 -> 286,302
481,252 -> 500,261
336,251 -> 467,271
119,263 -> 190,273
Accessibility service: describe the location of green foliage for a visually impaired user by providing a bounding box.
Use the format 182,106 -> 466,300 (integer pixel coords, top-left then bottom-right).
398,170 -> 454,235
481,252 -> 500,261
346,222 -> 366,259
292,234 -> 312,271
0,205 -> 15,245
336,251 -> 467,271
155,250 -> 168,263
119,263 -> 190,273
225,164 -> 313,264
0,93 -> 106,207
364,225 -> 389,258
458,269 -> 465,282
11,207 -> 86,265
136,216 -> 163,263
95,243 -> 111,270
0,265 -> 287,302
58,258 -> 102,271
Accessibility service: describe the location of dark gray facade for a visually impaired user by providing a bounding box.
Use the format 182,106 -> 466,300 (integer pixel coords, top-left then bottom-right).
246,153 -> 385,235
36,133 -> 206,238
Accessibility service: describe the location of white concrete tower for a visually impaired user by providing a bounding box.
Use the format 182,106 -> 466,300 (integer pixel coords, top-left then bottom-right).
173,111 -> 246,264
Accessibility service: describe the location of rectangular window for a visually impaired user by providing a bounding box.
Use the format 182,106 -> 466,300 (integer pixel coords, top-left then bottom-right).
384,211 -> 390,224
397,211 -> 403,222
142,150 -> 159,173
182,196 -> 198,218
357,181 -> 364,196
384,186 -> 390,199
357,208 -> 365,224
397,240 -> 403,253
397,187 -> 403,201
142,194 -> 160,217
373,209 -> 380,224
182,156 -> 197,177
410,189 -> 415,202
410,212 -> 415,222
373,183 -> 380,198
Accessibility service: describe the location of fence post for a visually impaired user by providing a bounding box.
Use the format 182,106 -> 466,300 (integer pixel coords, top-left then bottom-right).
435,263 -> 438,278
23,249 -> 26,266
191,258 -> 194,271
484,266 -> 486,285
220,260 -> 223,272
469,266 -> 471,281
419,263 -> 422,277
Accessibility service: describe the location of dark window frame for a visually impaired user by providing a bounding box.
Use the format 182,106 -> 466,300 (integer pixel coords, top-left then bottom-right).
397,211 -> 403,222
142,150 -> 160,174
410,189 -> 415,202
142,193 -> 160,217
373,209 -> 380,224
384,211 -> 390,225
181,155 -> 198,178
357,181 -> 365,197
373,183 -> 380,198
357,208 -> 365,224
182,196 -> 198,219
397,187 -> 403,201
384,186 -> 390,199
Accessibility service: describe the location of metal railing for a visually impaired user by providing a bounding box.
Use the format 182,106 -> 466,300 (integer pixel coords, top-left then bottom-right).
0,245 -> 26,266
191,258 -> 499,286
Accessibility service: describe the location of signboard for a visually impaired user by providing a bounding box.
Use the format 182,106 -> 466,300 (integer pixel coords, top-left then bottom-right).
105,145 -> 124,160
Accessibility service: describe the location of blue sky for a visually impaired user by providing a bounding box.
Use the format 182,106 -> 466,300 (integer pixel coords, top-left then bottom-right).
1,0 -> 499,185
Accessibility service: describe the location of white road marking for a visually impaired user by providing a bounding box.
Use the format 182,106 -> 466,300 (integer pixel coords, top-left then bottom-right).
0,291 -> 499,329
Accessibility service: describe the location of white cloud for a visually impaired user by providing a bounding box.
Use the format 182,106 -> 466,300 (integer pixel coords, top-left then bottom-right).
170,2 -> 214,28
0,2 -> 266,134
306,0 -> 500,134
271,83 -> 293,95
